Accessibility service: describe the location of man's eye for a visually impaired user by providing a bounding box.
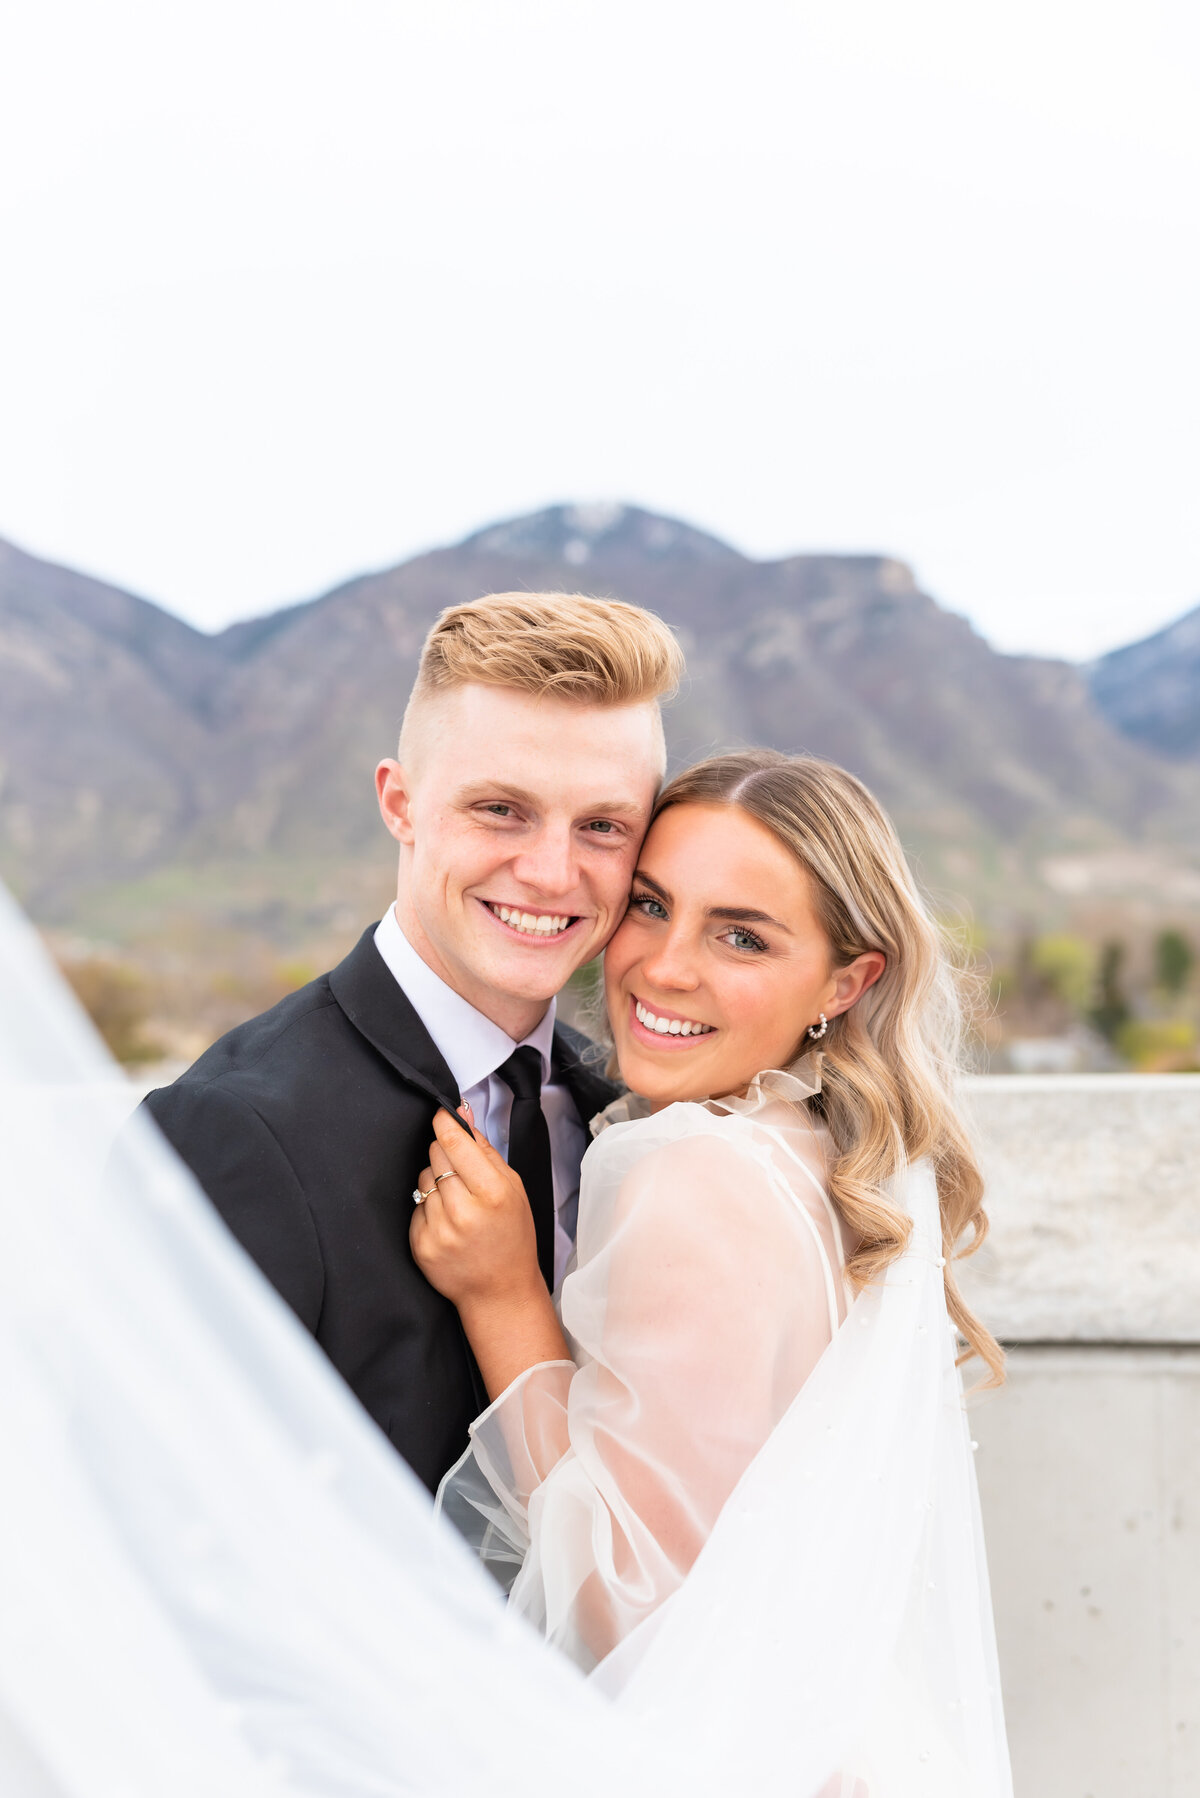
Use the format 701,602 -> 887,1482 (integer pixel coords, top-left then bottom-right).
483,804 -> 513,817
587,819 -> 619,835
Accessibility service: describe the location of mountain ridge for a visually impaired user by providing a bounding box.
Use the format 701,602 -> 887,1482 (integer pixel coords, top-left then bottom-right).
1088,602 -> 1200,761
2,506 -> 1197,945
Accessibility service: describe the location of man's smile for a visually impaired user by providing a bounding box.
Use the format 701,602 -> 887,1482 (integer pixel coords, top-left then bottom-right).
480,900 -> 582,940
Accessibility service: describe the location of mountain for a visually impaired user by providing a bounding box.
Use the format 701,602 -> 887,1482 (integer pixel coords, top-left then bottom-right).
3,505 -> 1199,949
0,534 -> 228,895
1088,603 -> 1200,761
458,502 -> 743,568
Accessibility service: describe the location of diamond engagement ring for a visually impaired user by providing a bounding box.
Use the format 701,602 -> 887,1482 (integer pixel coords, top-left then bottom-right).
412,1172 -> 454,1204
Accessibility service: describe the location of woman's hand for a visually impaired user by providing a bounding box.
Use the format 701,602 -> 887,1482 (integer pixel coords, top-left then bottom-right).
410,1106 -> 542,1310
410,1106 -> 570,1403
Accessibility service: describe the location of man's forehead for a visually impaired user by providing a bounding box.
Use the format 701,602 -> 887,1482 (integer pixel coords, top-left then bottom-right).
421,685 -> 664,780
446,682 -> 656,732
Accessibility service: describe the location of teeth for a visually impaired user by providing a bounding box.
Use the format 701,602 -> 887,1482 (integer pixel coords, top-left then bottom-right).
493,905 -> 572,936
634,1000 -> 713,1038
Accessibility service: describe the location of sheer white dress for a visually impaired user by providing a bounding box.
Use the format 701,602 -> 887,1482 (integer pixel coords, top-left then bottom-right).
438,1066 -> 851,1667
439,1064 -> 1013,1794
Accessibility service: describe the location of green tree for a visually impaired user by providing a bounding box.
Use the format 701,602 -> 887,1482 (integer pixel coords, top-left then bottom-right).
1154,928 -> 1194,998
1116,1018 -> 1199,1071
1090,940 -> 1131,1044
1032,934 -> 1095,1015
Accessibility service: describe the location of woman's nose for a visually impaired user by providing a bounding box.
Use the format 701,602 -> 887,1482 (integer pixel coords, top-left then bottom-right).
638,930 -> 701,993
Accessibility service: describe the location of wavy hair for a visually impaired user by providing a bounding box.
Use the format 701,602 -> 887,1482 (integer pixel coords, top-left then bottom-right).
653,751 -> 1003,1386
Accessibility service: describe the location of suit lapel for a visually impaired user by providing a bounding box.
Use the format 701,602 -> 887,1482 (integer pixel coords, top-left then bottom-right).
552,1021 -> 621,1127
330,926 -> 486,1412
328,926 -> 462,1114
332,925 -> 620,1129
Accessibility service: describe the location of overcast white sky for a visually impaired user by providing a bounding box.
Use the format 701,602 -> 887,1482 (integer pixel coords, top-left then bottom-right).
2,0 -> 1197,659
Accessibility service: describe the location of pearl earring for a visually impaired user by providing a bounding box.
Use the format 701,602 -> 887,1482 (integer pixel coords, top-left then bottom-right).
806,1013 -> 828,1041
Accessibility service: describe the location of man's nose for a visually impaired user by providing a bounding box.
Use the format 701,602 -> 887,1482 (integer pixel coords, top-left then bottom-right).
510,827 -> 579,899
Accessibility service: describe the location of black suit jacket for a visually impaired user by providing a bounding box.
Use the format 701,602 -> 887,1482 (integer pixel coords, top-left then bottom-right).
141,924 -> 618,1493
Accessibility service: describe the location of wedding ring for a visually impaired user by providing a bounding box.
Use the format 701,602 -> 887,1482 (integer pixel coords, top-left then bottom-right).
412,1171 -> 454,1204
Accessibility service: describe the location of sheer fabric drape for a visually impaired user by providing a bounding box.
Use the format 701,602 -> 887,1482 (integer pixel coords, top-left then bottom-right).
0,883 -> 1011,1796
0,886 -> 644,1798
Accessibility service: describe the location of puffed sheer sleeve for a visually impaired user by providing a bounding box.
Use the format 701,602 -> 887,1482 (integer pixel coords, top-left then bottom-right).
436,1105 -> 846,1672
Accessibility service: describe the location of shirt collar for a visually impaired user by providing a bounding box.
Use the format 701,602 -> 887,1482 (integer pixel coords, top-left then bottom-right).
374,904 -> 556,1093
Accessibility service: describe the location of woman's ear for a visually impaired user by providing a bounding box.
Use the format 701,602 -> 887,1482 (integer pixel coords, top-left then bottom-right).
828,950 -> 886,1020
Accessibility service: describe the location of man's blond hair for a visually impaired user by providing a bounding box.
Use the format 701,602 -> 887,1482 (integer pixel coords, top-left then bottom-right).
399,591 -> 683,760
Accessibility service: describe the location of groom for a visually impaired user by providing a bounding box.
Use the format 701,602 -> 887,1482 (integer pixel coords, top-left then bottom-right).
142,591 -> 681,1492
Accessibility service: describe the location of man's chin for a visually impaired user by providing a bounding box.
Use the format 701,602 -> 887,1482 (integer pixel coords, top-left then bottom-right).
470,938 -> 600,1003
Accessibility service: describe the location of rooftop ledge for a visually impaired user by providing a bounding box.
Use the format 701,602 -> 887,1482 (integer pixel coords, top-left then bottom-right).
956,1073 -> 1200,1345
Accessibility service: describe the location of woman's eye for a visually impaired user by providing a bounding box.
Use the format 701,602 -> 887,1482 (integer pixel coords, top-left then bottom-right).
722,926 -> 767,953
630,892 -> 668,920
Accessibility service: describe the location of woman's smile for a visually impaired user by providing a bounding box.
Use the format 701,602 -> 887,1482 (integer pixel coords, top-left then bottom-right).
628,993 -> 718,1048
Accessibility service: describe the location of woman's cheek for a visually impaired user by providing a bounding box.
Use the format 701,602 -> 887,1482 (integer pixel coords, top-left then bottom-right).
602,919 -> 636,983
721,984 -> 787,1074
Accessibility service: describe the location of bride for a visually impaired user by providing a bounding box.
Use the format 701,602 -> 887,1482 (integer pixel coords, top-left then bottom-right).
414,750 -> 1010,1781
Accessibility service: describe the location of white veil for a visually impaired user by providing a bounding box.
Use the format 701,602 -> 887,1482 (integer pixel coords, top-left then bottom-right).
0,883 -> 1010,1797
0,884 -> 647,1798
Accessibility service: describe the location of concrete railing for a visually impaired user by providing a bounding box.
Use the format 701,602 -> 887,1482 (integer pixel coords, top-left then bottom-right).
960,1075 -> 1200,1797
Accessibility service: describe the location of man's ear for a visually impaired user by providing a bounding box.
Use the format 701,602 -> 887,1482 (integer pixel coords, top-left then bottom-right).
376,760 -> 416,845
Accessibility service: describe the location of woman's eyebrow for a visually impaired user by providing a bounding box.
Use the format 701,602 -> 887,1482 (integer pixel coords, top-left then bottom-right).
706,905 -> 791,931
634,871 -> 790,933
632,870 -> 671,901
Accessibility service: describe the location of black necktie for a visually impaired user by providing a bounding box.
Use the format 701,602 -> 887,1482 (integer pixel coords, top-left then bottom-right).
496,1046 -> 556,1291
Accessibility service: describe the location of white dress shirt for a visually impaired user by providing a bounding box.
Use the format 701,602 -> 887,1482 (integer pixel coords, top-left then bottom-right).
374,904 -> 587,1288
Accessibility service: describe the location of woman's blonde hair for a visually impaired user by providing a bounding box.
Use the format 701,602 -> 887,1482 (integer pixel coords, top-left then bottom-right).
654,750 -> 1003,1386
